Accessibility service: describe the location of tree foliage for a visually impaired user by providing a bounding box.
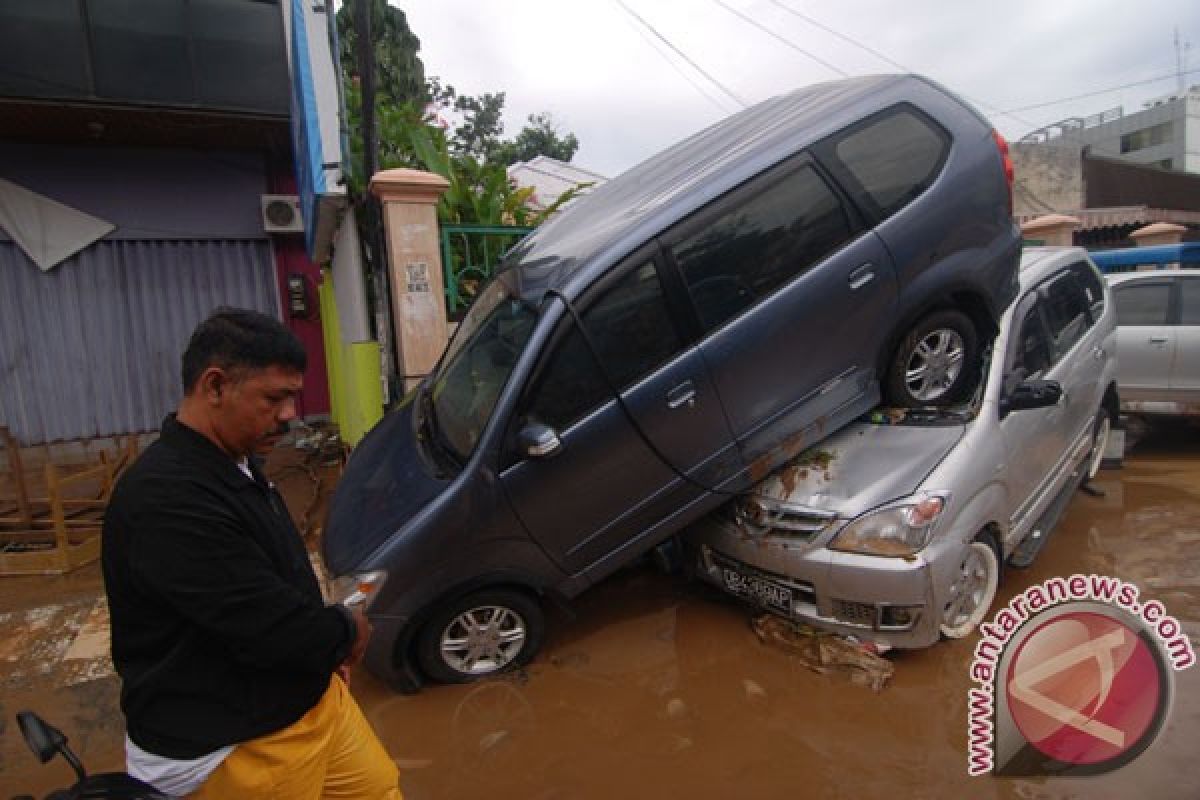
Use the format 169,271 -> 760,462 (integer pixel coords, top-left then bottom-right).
496,113 -> 580,166
336,0 -> 584,227
336,0 -> 426,108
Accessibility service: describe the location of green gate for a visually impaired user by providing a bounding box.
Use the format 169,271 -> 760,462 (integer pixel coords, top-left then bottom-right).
440,224 -> 533,318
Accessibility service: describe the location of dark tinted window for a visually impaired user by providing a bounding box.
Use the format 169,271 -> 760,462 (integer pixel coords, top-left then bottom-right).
527,262 -> 681,430
89,0 -> 192,104
0,1 -> 89,98
1181,279 -> 1200,325
1041,274 -> 1090,357
1071,261 -> 1106,319
1011,303 -> 1052,382
1114,282 -> 1171,326
673,165 -> 853,330
833,108 -> 948,217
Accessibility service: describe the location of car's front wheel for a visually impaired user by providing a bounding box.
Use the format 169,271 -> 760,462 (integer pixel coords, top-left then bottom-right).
416,589 -> 544,683
885,310 -> 979,407
940,535 -> 1000,639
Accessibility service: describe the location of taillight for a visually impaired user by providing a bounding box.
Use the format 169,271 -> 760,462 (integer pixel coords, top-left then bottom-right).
993,130 -> 1014,213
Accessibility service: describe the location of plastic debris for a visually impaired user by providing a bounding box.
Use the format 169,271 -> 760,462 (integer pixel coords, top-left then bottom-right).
752,615 -> 895,692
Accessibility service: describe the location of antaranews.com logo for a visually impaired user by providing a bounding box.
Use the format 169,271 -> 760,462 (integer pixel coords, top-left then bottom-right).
967,574 -> 1196,777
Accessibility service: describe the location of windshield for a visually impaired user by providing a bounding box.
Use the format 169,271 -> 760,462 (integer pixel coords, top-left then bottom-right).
429,274 -> 538,463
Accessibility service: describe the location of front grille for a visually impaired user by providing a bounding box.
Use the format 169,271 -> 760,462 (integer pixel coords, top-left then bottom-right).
735,496 -> 836,540
832,598 -> 876,627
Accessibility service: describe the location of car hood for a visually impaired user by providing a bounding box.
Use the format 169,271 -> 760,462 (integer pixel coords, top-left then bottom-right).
321,395 -> 450,575
747,420 -> 966,520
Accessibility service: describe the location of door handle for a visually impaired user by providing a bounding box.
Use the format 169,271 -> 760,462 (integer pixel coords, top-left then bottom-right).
1148,336 -> 1169,344
848,263 -> 875,290
667,380 -> 697,409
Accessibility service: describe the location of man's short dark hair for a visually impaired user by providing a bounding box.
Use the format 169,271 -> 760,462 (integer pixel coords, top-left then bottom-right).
181,308 -> 307,392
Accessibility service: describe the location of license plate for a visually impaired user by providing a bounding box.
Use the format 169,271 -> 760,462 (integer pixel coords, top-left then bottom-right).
721,565 -> 793,614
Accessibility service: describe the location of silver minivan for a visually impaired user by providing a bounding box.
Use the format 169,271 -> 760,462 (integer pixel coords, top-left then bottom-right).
688,247 -> 1118,646
1108,268 -> 1200,416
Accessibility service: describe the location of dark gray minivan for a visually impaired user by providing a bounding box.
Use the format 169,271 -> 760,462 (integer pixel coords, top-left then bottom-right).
323,74 -> 1022,690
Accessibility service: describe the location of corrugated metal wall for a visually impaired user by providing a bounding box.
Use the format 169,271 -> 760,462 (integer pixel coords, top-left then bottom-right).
0,239 -> 279,445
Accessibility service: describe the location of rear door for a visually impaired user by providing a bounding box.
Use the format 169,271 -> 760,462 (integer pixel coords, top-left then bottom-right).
664,154 -> 895,472
1112,277 -> 1175,400
1170,277 -> 1200,399
500,253 -> 739,577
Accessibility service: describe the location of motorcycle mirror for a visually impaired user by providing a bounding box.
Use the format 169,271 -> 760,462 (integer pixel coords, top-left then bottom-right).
17,711 -> 87,784
16,711 -> 67,764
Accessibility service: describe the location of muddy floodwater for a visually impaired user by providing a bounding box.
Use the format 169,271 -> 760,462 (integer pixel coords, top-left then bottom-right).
4,419 -> 1200,798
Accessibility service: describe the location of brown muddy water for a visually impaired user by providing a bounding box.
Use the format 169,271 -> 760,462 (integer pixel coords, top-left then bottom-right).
4,419 -> 1199,799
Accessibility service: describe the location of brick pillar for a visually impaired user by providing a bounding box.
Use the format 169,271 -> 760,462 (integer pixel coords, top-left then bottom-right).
1020,214 -> 1081,247
369,169 -> 450,392
1129,222 -> 1186,247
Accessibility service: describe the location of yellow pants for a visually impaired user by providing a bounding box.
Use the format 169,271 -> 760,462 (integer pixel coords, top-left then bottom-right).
190,675 -> 401,799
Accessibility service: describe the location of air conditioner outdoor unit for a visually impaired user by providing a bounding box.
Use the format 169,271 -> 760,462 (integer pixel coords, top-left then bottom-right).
261,194 -> 304,233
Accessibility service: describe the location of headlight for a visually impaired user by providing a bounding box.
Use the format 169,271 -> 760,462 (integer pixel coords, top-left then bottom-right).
829,492 -> 949,557
329,570 -> 388,610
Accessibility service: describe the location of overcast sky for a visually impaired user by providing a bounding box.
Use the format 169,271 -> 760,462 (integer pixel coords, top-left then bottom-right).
400,0 -> 1199,178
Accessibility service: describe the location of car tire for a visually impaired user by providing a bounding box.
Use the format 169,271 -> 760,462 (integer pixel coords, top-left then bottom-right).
416,589 -> 544,684
1084,408 -> 1112,484
939,535 -> 1000,640
885,310 -> 979,407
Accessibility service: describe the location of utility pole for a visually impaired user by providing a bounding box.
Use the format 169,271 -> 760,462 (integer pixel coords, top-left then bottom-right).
353,0 -> 399,404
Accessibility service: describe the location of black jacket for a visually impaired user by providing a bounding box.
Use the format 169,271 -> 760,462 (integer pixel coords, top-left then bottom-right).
102,415 -> 354,758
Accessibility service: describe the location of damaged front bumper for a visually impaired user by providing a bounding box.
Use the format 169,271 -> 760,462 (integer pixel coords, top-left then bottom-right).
687,513 -> 943,648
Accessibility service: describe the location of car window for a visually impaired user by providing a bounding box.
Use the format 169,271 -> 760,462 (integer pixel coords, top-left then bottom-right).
1071,261 -> 1106,320
1041,273 -> 1090,357
1181,279 -> 1200,325
831,107 -> 948,218
1009,300 -> 1052,387
525,262 -> 682,431
1114,282 -> 1171,326
672,164 -> 854,331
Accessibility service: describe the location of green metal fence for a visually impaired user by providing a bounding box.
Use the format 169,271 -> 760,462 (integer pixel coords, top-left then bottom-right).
440,224 -> 533,318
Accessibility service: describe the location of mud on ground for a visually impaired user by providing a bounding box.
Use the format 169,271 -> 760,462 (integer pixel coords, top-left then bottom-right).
3,419 -> 1199,798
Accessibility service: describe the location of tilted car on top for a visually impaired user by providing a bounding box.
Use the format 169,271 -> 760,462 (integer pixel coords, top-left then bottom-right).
323,73 -> 1022,689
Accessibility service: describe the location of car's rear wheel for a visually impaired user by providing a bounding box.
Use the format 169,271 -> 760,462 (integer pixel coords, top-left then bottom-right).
1085,409 -> 1112,483
940,535 -> 999,639
885,310 -> 979,408
416,589 -> 544,684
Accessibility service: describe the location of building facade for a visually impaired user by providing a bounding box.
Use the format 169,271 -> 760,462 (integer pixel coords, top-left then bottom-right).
0,0 -> 331,445
1019,85 -> 1200,174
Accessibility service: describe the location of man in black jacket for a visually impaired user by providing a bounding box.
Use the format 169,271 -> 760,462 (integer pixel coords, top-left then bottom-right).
103,309 -> 400,798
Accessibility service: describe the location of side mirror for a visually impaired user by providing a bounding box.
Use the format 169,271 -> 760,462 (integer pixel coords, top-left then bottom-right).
516,422 -> 562,459
17,711 -> 67,764
1001,379 -> 1063,415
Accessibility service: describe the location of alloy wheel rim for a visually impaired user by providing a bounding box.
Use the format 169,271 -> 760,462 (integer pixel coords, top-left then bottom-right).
905,328 -> 965,402
944,546 -> 992,629
440,605 -> 527,675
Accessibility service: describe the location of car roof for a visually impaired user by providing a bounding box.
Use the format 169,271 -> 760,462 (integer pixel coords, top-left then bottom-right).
1106,268 -> 1200,285
503,74 -> 934,304
1017,246 -> 1093,288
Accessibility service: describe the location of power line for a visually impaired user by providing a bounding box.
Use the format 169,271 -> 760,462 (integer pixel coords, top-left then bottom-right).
764,0 -> 1038,128
615,6 -> 738,115
711,0 -> 846,78
767,0 -> 906,73
612,0 -> 749,109
999,67 -> 1200,114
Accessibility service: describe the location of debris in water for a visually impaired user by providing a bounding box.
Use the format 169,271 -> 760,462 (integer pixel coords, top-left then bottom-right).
751,615 -> 895,692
